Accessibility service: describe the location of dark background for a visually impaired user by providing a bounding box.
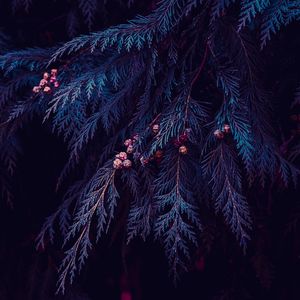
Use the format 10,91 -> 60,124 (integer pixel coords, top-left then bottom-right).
0,1 -> 300,299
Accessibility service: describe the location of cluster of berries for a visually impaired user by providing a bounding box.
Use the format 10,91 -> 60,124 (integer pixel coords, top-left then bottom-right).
213,124 -> 230,139
139,149 -> 163,166
113,152 -> 132,170
113,134 -> 139,170
32,69 -> 59,94
173,129 -> 190,155
113,124 -> 191,170
152,124 -> 189,155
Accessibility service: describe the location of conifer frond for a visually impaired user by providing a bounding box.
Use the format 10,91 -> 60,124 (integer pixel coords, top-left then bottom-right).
127,167 -> 154,242
203,143 -> 252,249
0,0 -> 299,294
149,90 -> 208,156
261,0 -> 300,48
78,0 -> 97,30
154,147 -> 201,279
238,0 -> 271,30
215,62 -> 254,172
56,163 -> 118,294
50,0 -> 200,61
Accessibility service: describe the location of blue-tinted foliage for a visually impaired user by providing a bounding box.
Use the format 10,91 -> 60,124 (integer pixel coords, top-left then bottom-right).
56,162 -> 119,294
238,0 -> 271,30
0,0 -> 299,294
154,147 -> 201,279
203,143 -> 252,249
260,0 -> 300,48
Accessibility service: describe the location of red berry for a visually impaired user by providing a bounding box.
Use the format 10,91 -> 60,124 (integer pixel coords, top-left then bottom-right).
154,150 -> 163,158
140,156 -> 149,166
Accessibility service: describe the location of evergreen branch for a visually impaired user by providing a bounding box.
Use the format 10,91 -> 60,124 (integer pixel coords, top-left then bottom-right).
238,0 -> 271,31
203,143 -> 252,249
127,167 -> 155,242
261,0 -> 300,48
154,147 -> 201,280
215,61 -> 254,172
78,0 -> 97,30
50,0 -> 201,61
57,165 -> 118,294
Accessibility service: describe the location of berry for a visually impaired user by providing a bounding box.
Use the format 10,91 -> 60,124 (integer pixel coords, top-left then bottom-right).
179,145 -> 188,155
126,145 -> 134,154
113,158 -> 123,169
54,81 -> 60,88
152,124 -> 159,134
39,79 -> 48,87
43,72 -> 49,80
43,86 -> 51,93
179,133 -> 188,143
124,139 -> 133,147
223,124 -> 230,133
140,156 -> 149,166
32,86 -> 40,93
154,150 -> 163,158
117,152 -> 127,161
213,129 -> 224,139
132,134 -> 139,142
51,69 -> 58,76
123,159 -> 132,169
50,76 -> 56,83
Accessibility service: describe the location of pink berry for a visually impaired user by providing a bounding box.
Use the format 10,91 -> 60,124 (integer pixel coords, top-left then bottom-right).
118,152 -> 127,161
113,158 -> 123,169
152,124 -> 159,134
132,134 -> 139,142
43,72 -> 49,80
126,145 -> 134,154
39,79 -> 48,87
51,69 -> 58,76
223,124 -> 230,133
123,159 -> 132,169
213,129 -> 224,139
179,145 -> 188,155
43,86 -> 51,93
32,86 -> 40,93
50,76 -> 56,83
124,139 -> 133,147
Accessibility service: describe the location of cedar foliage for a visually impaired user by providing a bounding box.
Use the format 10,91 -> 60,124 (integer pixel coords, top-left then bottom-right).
0,0 -> 300,296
